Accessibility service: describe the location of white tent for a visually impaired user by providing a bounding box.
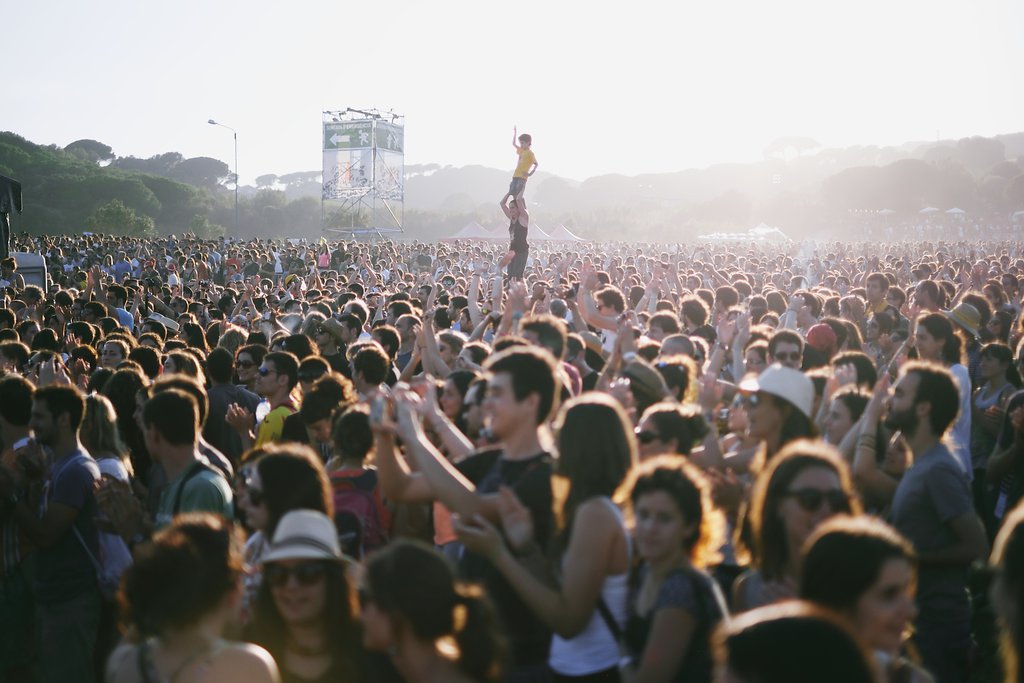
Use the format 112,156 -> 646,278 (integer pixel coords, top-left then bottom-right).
945,208 -> 966,215
547,224 -> 585,242
530,225 -> 555,241
878,208 -> 896,215
699,222 -> 791,242
444,222 -> 504,241
919,207 -> 939,214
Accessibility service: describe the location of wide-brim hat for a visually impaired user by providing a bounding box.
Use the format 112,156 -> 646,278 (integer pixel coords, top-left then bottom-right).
942,302 -> 980,339
738,363 -> 814,419
146,312 -> 180,332
261,510 -> 342,564
319,317 -> 346,343
621,360 -> 671,404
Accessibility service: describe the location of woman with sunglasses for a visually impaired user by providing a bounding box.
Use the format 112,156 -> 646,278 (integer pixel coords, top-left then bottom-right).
454,394 -> 635,682
246,509 -> 363,683
733,440 -> 861,612
362,540 -> 504,683
106,514 -> 279,683
235,343 -> 268,394
800,516 -> 931,683
736,364 -> 816,469
634,402 -> 721,469
238,444 -> 334,623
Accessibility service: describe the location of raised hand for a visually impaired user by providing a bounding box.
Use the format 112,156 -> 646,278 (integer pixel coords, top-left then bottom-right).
453,513 -> 505,560
226,403 -> 254,433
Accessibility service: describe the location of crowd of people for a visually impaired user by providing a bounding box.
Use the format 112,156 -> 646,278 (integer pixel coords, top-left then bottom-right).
0,229 -> 1023,683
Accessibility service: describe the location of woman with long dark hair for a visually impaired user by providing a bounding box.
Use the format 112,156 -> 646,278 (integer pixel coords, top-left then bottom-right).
362,540 -> 504,683
455,393 -> 635,682
245,510 -> 363,683
733,440 -> 861,612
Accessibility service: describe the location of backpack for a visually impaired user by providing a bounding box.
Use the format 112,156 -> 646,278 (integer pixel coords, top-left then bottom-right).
330,470 -> 386,559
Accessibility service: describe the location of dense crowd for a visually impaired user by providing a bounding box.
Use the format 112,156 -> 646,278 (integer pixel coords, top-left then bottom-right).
0,230 -> 1023,683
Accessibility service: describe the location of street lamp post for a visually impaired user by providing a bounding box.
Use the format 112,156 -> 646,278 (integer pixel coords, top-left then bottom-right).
208,119 -> 238,238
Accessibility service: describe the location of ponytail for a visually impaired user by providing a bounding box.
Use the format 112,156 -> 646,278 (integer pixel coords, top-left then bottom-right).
453,585 -> 504,683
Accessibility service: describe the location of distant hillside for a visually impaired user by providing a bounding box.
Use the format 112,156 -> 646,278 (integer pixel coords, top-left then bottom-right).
2,129 -> 1022,241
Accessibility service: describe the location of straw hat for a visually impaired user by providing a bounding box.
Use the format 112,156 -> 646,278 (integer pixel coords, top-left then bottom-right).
942,302 -> 980,339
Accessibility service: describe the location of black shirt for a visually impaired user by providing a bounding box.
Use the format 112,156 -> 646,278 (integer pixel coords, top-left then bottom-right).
455,449 -> 553,667
509,219 -> 528,254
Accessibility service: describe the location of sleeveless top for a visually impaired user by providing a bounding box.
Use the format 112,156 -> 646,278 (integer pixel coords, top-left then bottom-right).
548,499 -> 631,675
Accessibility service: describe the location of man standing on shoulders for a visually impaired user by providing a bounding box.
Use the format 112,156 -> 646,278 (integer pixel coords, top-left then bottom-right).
885,361 -> 989,683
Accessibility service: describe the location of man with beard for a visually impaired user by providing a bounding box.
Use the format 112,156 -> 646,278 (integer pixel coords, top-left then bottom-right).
886,361 -> 988,683
5,386 -> 102,683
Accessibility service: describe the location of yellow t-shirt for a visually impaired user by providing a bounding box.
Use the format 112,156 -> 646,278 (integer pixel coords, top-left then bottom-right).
514,148 -> 536,178
255,404 -> 295,447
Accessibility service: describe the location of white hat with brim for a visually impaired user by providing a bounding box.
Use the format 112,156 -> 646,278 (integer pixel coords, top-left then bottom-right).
146,312 -> 180,333
261,510 -> 343,564
738,363 -> 814,420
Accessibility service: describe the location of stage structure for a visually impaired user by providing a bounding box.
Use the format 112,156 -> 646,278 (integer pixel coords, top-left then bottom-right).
322,108 -> 404,238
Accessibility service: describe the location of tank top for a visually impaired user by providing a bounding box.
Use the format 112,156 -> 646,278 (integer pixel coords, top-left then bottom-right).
971,383 -> 1012,469
548,499 -> 631,675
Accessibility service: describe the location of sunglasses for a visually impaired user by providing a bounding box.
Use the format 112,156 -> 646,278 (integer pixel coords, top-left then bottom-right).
236,360 -> 256,369
741,393 -> 764,408
257,366 -> 275,377
635,429 -> 663,445
264,562 -> 329,588
774,351 -> 801,363
784,488 -> 848,513
247,487 -> 264,506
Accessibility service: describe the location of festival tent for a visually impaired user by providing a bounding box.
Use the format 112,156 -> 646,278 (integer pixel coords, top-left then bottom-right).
444,222 -> 504,241
878,208 -> 897,215
699,222 -> 791,242
919,207 -> 940,214
530,225 -> 555,241
547,224 -> 585,242
945,208 -> 966,215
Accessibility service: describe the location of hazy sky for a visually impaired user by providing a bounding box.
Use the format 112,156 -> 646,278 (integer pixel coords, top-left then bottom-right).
7,0 -> 1023,183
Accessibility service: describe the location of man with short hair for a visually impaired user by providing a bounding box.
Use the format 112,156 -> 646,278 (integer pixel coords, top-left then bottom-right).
886,362 -> 989,683
5,386 -> 102,683
227,351 -> 298,450
204,347 -> 261,464
377,347 -> 557,681
351,344 -> 390,400
865,272 -> 889,315
144,389 -> 234,529
767,329 -> 804,369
